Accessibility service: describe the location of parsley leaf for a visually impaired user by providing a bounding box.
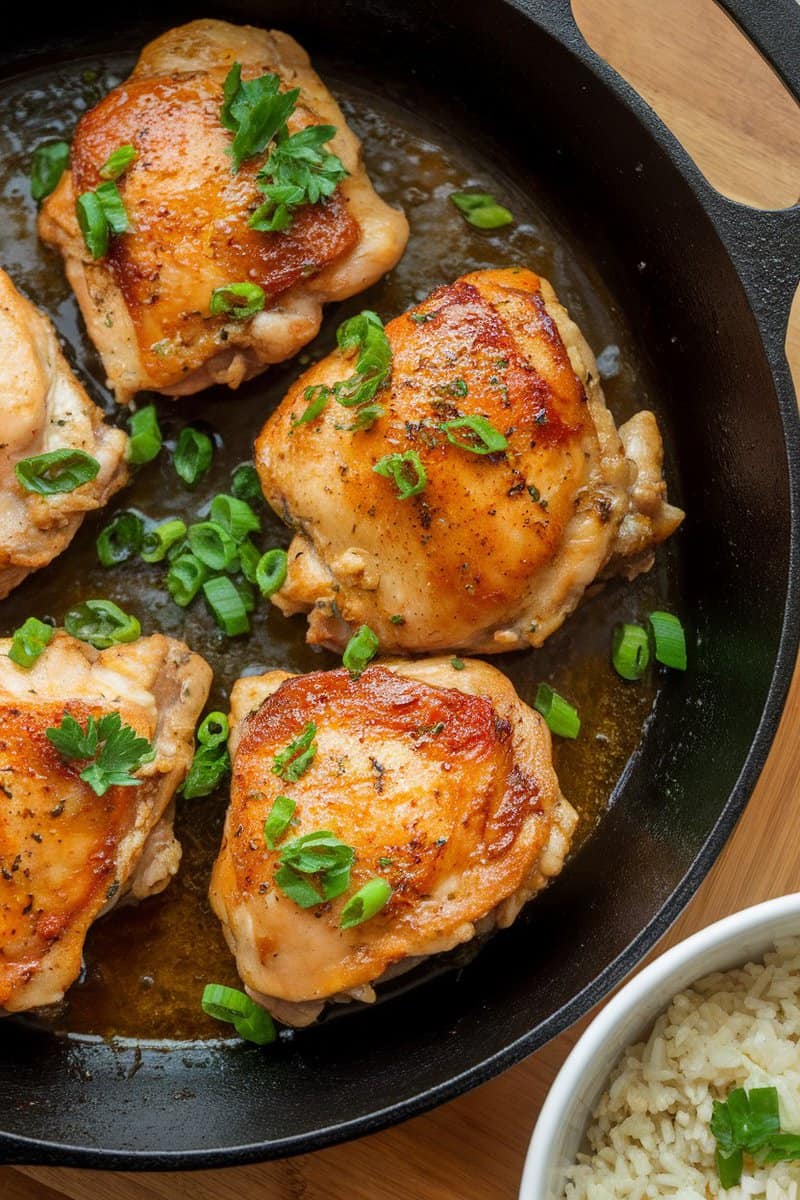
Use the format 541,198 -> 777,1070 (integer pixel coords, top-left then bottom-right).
220,63 -> 299,171
272,721 -> 318,782
292,311 -> 392,432
275,830 -> 355,908
252,124 -> 348,232
46,711 -> 154,797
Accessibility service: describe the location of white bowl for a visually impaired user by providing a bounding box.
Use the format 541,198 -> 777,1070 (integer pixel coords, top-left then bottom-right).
519,891 -> 800,1200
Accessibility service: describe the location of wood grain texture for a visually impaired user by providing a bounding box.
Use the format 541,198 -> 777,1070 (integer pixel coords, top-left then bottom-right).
6,1 -> 800,1196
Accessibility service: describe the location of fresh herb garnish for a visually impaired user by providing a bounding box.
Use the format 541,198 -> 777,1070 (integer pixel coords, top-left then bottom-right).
127,404 -> 162,465
220,63 -> 299,172
534,683 -> 580,739
256,547 -> 288,598
99,144 -> 137,181
202,576 -> 250,636
209,282 -> 265,320
64,599 -> 141,649
342,625 -> 379,678
15,448 -> 100,495
272,721 -> 317,782
30,141 -> 69,202
611,623 -> 650,681
450,191 -> 513,229
96,510 -> 145,567
183,712 -> 230,799
201,983 -> 276,1045
46,711 -> 154,797
710,1086 -> 800,1189
648,611 -> 687,671
292,311 -> 391,431
373,449 -> 427,499
8,617 -> 54,669
76,181 -> 130,259
340,877 -> 392,929
275,830 -> 355,908
450,657 -> 465,670
230,462 -> 263,505
264,794 -> 296,850
441,414 -> 508,455
173,427 -> 214,487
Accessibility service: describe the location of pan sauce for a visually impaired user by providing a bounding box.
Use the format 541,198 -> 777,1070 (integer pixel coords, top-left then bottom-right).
0,52 -> 678,1040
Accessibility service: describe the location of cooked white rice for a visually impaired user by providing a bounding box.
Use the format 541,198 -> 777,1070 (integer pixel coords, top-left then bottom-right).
564,937 -> 800,1200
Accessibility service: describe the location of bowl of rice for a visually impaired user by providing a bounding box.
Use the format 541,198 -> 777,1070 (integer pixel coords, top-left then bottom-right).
520,892 -> 800,1200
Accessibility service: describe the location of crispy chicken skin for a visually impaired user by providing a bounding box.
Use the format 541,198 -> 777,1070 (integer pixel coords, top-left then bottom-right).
210,659 -> 577,1026
38,19 -> 409,403
0,268 -> 128,600
256,267 -> 684,655
0,632 -> 211,1013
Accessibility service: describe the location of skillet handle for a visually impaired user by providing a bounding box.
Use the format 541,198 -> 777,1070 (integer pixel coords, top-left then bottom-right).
713,0 -> 800,103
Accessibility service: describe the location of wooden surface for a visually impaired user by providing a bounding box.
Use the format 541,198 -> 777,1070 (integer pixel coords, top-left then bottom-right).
5,2 -> 800,1197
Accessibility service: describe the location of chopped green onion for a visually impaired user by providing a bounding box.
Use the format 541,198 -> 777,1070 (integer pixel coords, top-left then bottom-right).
340,877 -> 392,929
127,405 -> 162,465
210,494 -> 261,541
372,450 -> 427,499
15,448 -> 100,495
292,385 -> 331,428
209,282 -> 266,320
140,519 -> 187,563
8,617 -> 54,669
441,414 -> 508,455
389,614 -> 405,626
230,462 -> 262,505
76,190 -> 109,258
96,510 -> 144,566
335,403 -> 385,432
201,983 -> 276,1045
275,830 -> 355,907
649,611 -> 687,671
94,180 -> 130,234
342,625 -> 379,678
167,554 -> 209,607
709,1086 -> 797,1188
534,683 -> 580,739
99,144 -> 137,180
197,711 -> 229,748
272,721 -> 317,782
451,657 -> 465,670
450,191 -> 514,229
236,576 -> 256,614
30,141 -> 70,202
611,623 -> 651,681
173,427 -> 214,487
202,576 -> 250,636
264,794 -> 296,850
238,539 -> 261,583
187,521 -> 239,572
256,548 -> 287,597
64,599 -> 141,649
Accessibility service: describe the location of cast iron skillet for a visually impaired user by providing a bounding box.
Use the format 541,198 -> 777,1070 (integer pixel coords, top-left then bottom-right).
0,0 -> 799,1170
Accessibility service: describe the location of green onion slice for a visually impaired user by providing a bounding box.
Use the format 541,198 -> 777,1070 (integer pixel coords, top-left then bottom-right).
127,405 -> 162,465
76,190 -> 109,259
649,611 -> 687,671
275,831 -> 355,907
210,494 -> 261,541
173,427 -> 214,487
202,576 -> 250,636
209,283 -> 266,320
187,521 -> 239,572
256,548 -> 288,597
264,794 -> 296,850
8,617 -> 54,669
64,599 -> 141,649
96,510 -> 144,567
197,711 -> 229,749
183,742 -> 230,799
272,721 -> 317,782
230,462 -> 262,505
292,385 -> 331,428
372,450 -> 427,499
611,623 -> 651,681
534,683 -> 580,739
167,554 -> 209,607
201,983 -> 276,1045
30,141 -> 69,202
99,144 -> 137,180
442,414 -> 508,455
449,191 -> 514,229
94,180 -> 130,235
15,448 -> 100,495
140,519 -> 187,563
238,539 -> 261,583
342,625 -> 379,678
340,877 -> 392,929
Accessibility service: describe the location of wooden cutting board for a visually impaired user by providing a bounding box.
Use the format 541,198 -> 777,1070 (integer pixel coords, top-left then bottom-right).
4,2 -> 799,1196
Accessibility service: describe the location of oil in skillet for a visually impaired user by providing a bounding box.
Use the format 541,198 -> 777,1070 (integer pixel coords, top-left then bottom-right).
0,53 -> 673,1040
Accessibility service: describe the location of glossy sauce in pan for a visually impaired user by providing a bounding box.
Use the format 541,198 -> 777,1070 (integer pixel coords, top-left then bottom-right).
0,53 -> 677,1040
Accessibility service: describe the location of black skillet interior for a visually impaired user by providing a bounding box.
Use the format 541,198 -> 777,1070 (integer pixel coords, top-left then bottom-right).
0,0 -> 799,1168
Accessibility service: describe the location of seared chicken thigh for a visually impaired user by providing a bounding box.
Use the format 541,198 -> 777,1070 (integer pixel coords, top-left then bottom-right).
256,268 -> 684,654
210,659 -> 577,1026
0,268 -> 128,600
0,632 -> 211,1012
39,19 -> 409,403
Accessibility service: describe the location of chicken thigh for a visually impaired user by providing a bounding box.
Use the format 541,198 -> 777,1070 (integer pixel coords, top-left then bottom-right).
210,658 -> 577,1026
39,19 -> 409,403
0,631 -> 211,1012
256,267 -> 684,654
0,268 -> 128,600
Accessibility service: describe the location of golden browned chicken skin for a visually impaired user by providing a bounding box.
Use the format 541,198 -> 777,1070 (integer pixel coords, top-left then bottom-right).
39,19 -> 409,403
0,268 -> 128,600
0,632 -> 211,1013
209,658 -> 577,1026
256,267 -> 684,655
